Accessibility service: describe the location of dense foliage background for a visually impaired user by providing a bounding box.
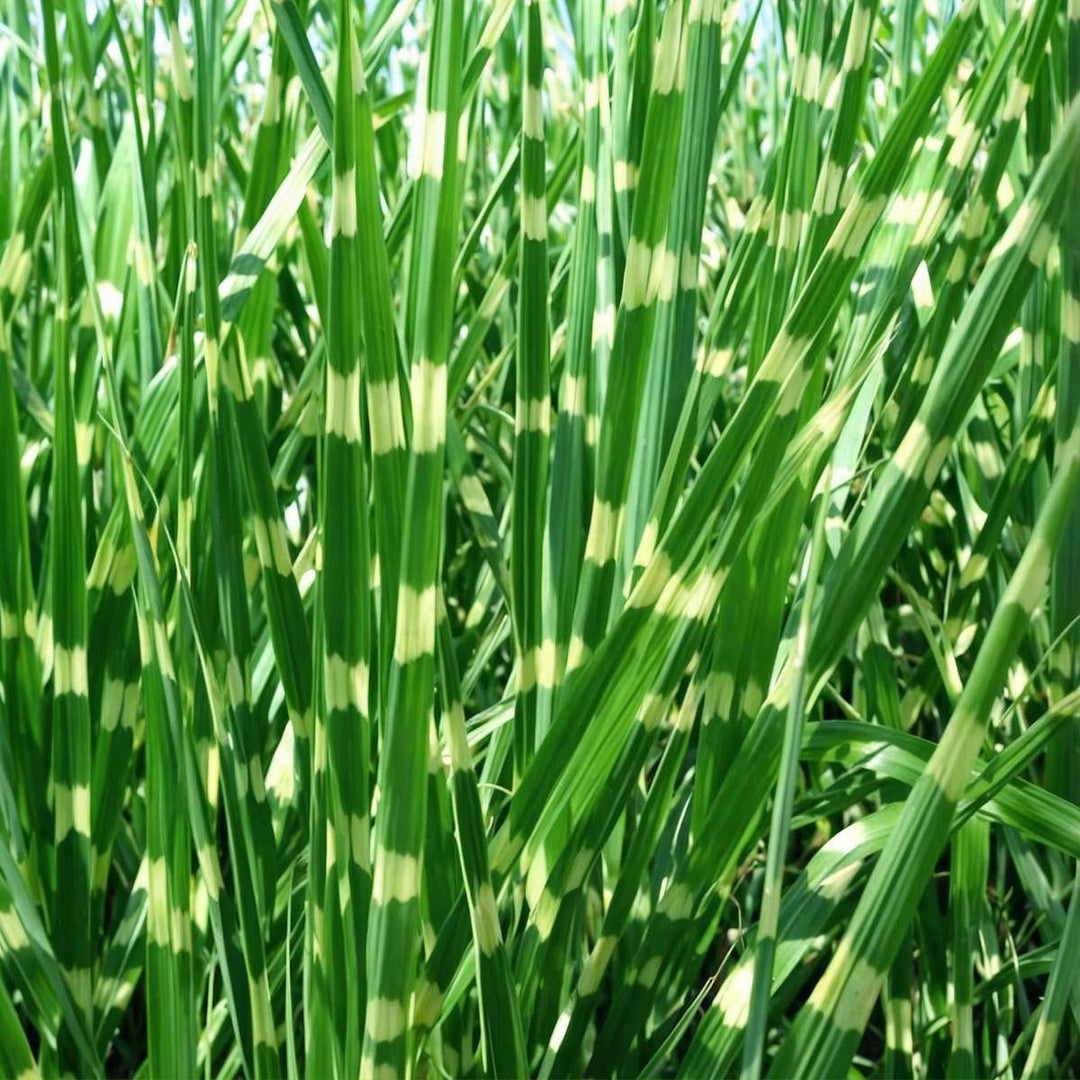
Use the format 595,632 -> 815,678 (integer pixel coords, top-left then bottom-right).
0,0 -> 1079,1075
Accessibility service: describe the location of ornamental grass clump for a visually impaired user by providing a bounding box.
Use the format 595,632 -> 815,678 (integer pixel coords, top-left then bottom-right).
1,0 -> 1080,1076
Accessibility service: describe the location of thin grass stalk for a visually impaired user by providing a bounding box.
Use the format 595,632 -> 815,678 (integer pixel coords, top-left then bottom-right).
740,464 -> 831,1078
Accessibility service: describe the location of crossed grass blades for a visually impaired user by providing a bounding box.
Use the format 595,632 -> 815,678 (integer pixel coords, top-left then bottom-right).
1,0 -> 1079,1075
